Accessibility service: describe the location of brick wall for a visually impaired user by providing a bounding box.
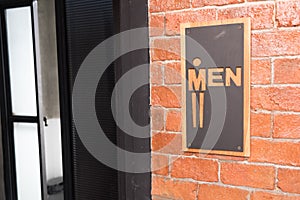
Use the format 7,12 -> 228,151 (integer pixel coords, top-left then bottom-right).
149,0 -> 300,199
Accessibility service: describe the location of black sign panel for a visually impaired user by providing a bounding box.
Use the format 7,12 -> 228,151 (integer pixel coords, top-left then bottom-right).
181,18 -> 250,157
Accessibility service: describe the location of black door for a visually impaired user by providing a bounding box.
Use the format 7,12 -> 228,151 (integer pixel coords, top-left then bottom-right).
55,0 -> 151,199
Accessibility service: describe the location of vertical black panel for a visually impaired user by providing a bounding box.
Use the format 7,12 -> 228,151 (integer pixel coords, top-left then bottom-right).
57,0 -> 150,199
64,0 -> 118,199
116,0 -> 151,199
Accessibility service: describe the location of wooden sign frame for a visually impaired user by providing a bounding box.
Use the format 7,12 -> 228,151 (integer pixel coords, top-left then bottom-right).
181,18 -> 251,157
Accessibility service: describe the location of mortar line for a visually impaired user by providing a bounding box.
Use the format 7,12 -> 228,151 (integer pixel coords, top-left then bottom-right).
275,167 -> 279,190
252,84 -> 300,87
271,57 -> 275,85
270,111 -> 275,139
251,109 -> 300,115
273,0 -> 277,29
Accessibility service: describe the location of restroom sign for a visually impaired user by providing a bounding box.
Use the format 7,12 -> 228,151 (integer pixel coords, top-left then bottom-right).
181,18 -> 251,157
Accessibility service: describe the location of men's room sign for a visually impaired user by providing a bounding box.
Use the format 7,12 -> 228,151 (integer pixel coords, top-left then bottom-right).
181,18 -> 251,157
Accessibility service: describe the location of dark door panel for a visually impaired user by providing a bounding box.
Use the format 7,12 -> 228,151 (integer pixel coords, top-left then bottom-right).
55,0 -> 150,199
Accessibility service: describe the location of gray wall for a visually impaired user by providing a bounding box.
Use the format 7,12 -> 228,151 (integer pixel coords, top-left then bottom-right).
37,0 -> 60,119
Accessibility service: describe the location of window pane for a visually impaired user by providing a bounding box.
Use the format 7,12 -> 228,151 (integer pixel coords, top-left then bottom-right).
13,123 -> 41,200
6,7 -> 37,116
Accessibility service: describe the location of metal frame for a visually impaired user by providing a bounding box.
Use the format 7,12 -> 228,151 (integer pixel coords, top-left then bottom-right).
31,1 -> 48,198
54,0 -> 74,199
0,9 -> 17,199
0,1 -> 48,199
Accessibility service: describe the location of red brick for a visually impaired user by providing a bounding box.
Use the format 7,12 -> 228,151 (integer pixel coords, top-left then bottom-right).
151,108 -> 164,131
250,139 -> 300,166
151,62 -> 163,85
198,184 -> 249,200
251,112 -> 272,137
192,0 -> 244,7
182,151 -> 247,161
166,110 -> 181,132
151,38 -> 180,61
251,87 -> 300,112
191,0 -> 204,8
152,177 -> 198,200
251,59 -> 271,85
278,168 -> 300,194
221,163 -> 275,189
252,191 -> 300,200
276,0 -> 300,27
274,114 -> 300,139
152,154 -> 169,176
152,132 -> 182,154
164,62 -> 181,84
149,14 -> 165,37
218,3 -> 274,30
171,157 -> 218,182
252,30 -> 300,57
274,58 -> 300,84
169,86 -> 181,102
149,0 -> 190,13
151,86 -> 181,108
165,9 -> 216,35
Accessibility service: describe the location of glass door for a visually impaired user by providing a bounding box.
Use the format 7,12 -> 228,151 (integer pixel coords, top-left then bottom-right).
0,1 -> 64,199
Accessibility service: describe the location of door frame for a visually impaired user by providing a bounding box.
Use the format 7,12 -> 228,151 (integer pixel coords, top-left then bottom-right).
0,1 -> 48,199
